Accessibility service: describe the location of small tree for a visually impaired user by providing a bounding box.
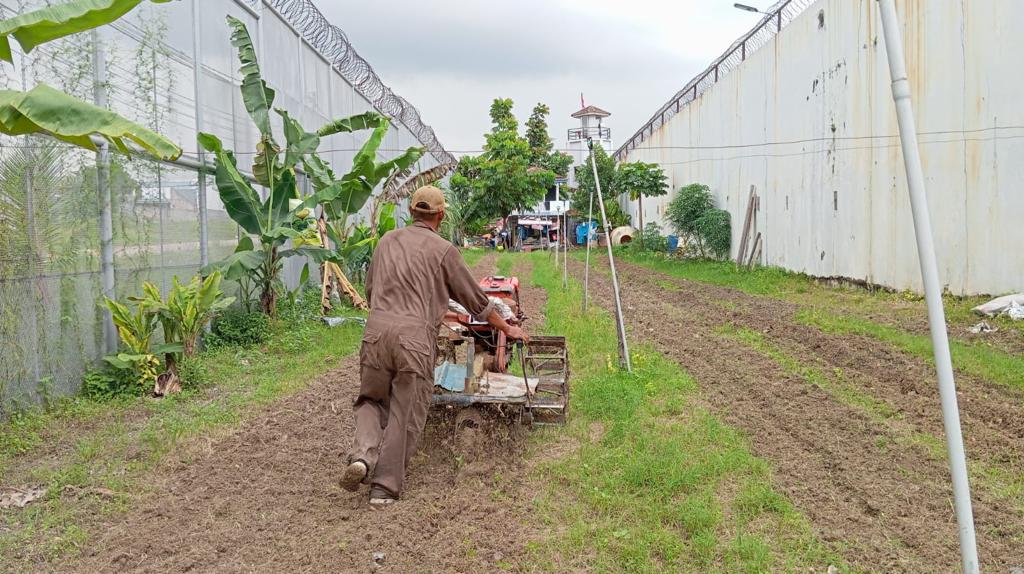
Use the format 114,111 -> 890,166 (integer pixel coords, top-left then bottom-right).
452,98 -> 554,220
525,103 -> 553,166
571,143 -> 630,227
666,183 -> 731,259
615,161 -> 668,244
525,103 -> 573,177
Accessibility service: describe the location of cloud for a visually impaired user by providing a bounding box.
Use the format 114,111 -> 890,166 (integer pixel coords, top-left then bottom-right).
313,0 -> 767,152
319,0 -> 691,80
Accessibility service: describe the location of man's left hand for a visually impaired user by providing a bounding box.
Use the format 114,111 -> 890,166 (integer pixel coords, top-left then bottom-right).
504,325 -> 529,343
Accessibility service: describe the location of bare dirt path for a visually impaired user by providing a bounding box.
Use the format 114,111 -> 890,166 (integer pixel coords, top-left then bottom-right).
571,256 -> 1024,573
57,252 -> 554,574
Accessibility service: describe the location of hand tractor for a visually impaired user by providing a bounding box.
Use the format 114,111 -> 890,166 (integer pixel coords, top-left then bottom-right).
433,275 -> 569,426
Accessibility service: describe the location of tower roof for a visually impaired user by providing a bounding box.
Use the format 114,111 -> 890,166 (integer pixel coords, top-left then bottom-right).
571,105 -> 611,119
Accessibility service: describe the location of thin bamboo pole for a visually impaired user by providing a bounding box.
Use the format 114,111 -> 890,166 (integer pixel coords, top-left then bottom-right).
588,139 -> 631,372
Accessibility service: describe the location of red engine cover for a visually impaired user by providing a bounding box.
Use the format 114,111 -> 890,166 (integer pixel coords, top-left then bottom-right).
479,275 -> 519,297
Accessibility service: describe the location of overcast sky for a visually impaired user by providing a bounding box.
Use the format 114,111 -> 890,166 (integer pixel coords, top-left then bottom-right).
315,0 -> 768,156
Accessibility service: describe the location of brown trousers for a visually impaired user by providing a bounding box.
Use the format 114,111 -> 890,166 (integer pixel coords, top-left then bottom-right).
348,313 -> 434,497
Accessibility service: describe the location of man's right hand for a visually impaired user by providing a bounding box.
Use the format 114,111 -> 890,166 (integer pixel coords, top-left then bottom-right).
504,325 -> 529,343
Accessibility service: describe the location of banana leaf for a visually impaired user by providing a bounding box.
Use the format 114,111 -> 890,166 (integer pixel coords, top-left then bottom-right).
0,0 -> 171,63
0,83 -> 181,159
252,138 -> 280,189
267,167 -> 297,232
277,109 -> 319,170
317,112 -> 385,137
227,16 -> 274,137
198,132 -> 262,235
373,147 -> 424,186
301,152 -> 335,191
152,342 -> 184,356
328,120 -> 389,216
204,247 -> 264,281
277,245 -> 343,264
376,203 -> 397,236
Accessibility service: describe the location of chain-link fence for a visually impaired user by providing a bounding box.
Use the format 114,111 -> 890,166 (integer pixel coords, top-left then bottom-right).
615,0 -> 818,160
0,0 -> 453,410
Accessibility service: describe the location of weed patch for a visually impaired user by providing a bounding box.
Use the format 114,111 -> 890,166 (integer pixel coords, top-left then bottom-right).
798,309 -> 1024,392
527,254 -> 845,573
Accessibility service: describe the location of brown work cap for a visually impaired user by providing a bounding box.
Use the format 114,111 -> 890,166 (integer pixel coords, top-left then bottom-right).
410,185 -> 446,214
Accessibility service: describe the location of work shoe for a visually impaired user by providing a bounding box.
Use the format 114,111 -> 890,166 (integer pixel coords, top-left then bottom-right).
338,460 -> 367,492
369,486 -> 398,508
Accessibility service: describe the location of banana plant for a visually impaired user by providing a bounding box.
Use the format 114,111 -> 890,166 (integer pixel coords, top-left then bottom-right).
102,295 -> 161,392
132,271 -> 233,394
298,115 -> 424,247
135,271 -> 235,358
198,18 -> 339,315
0,0 -> 181,160
201,17 -> 423,315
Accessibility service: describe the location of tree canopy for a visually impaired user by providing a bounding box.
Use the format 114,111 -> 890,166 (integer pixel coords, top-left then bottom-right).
569,147 -> 670,230
451,98 -> 556,220
616,161 -> 668,202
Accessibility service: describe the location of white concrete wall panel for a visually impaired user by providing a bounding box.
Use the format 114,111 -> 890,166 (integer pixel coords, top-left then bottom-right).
621,0 -> 1023,295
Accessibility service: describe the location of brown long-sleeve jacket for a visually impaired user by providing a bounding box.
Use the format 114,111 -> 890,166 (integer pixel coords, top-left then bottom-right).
364,221 -> 495,333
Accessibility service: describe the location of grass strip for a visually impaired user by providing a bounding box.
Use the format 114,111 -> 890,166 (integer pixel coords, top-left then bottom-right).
525,253 -> 848,573
798,309 -> 1024,393
615,251 -> 1024,349
0,318 -> 364,567
460,247 -> 487,268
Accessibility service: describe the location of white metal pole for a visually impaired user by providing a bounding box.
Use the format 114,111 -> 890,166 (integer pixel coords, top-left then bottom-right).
584,180 -> 594,311
92,29 -> 118,355
191,0 -> 209,268
554,214 -> 560,268
588,139 -> 631,372
562,211 -> 568,290
878,2 -> 978,572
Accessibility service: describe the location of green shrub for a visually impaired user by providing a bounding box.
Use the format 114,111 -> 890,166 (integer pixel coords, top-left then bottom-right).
82,366 -> 144,400
208,308 -> 271,348
695,208 -> 731,259
276,288 -> 322,328
639,223 -> 669,252
666,183 -> 731,259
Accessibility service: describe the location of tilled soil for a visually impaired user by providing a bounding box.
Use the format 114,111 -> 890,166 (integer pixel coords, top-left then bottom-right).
55,253 -> 554,574
571,257 -> 1024,573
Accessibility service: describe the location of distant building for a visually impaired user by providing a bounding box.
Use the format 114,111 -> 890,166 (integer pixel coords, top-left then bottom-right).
566,104 -> 612,189
513,103 -> 614,220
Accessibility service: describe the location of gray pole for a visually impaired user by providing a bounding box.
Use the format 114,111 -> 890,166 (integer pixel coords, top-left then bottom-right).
92,30 -> 118,354
191,0 -> 209,268
583,176 -> 594,311
562,211 -> 567,290
877,1 -> 978,571
24,164 -> 41,385
588,139 -> 631,372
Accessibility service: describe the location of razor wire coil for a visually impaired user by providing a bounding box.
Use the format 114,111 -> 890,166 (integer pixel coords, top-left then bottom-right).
265,0 -> 455,165
615,0 -> 818,160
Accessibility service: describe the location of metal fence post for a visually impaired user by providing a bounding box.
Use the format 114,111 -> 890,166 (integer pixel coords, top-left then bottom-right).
92,30 -> 118,354
23,164 -> 42,384
191,0 -> 209,268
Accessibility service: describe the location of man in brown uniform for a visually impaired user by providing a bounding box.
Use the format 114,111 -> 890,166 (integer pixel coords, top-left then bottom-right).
338,185 -> 528,506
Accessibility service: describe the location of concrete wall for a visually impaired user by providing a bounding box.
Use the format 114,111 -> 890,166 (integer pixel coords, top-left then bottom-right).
620,0 -> 1024,295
